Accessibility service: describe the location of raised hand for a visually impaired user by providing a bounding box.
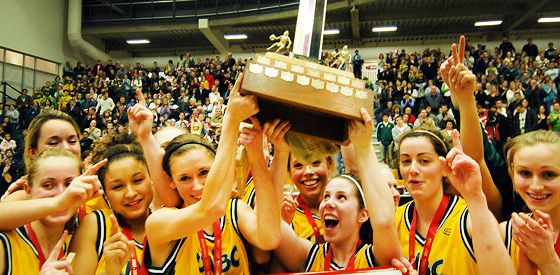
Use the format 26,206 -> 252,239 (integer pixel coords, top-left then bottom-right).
440,35 -> 465,86
280,192 -> 298,224
237,117 -> 263,160
348,108 -> 374,148
439,130 -> 482,201
56,159 -> 107,211
127,89 -> 154,140
103,214 -> 135,275
511,211 -> 559,268
40,231 -> 73,275
263,119 -> 291,153
225,73 -> 259,123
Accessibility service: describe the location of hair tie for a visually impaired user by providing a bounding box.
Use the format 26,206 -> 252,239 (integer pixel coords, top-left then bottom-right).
413,130 -> 448,152
339,174 -> 366,208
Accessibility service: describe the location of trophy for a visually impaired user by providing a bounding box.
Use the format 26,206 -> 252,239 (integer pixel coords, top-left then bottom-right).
240,52 -> 372,145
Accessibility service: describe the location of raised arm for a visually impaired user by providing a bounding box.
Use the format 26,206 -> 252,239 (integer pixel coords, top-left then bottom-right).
237,118 -> 281,251
441,36 -> 503,219
146,73 -> 259,245
128,89 -> 180,208
441,130 -> 514,275
349,108 -> 403,266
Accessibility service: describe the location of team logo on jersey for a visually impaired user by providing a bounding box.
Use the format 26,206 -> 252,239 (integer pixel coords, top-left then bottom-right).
196,246 -> 241,273
413,253 -> 444,275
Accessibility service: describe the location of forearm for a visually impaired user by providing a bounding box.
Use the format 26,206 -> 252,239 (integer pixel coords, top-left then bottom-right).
200,115 -> 239,210
251,153 -> 281,250
0,198 -> 61,230
467,195 -> 515,275
354,145 -> 402,264
538,257 -> 560,275
138,134 -> 180,208
269,149 -> 290,205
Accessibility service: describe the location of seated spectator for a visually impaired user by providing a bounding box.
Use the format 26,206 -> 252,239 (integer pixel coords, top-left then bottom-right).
548,100 -> 560,132
86,119 -> 102,140
79,130 -> 93,151
413,108 -> 436,127
0,133 -> 16,156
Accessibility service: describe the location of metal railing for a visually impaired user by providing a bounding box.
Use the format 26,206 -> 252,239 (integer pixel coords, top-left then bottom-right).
1,81 -> 23,113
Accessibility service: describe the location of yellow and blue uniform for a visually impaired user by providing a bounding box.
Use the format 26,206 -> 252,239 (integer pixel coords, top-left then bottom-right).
92,209 -> 144,275
0,227 -> 68,275
241,178 -> 255,208
395,195 -> 478,275
145,199 -> 249,274
303,242 -> 375,272
292,205 -> 324,244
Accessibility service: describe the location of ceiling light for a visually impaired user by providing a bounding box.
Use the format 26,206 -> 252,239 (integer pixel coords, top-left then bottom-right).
224,34 -> 247,40
126,39 -> 150,44
324,29 -> 340,35
474,20 -> 502,27
372,26 -> 397,32
538,17 -> 560,23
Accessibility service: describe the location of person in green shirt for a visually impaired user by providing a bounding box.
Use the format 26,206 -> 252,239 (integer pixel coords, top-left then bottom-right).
548,100 -> 560,132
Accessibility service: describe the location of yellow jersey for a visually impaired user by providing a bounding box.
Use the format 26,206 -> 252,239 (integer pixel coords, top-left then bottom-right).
395,195 -> 478,275
91,209 -> 145,275
145,199 -> 250,274
292,204 -> 324,244
241,178 -> 255,208
304,242 -> 375,272
0,226 -> 68,275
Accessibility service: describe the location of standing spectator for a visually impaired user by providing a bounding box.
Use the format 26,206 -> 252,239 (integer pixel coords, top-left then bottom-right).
419,56 -> 437,80
498,36 -> 515,58
376,112 -> 394,166
414,108 -> 436,127
544,79 -> 558,111
391,115 -> 410,154
545,62 -> 559,80
5,104 -> 19,132
512,102 -> 537,137
521,38 -> 539,59
548,100 -> 560,132
92,59 -> 104,76
536,105 -> 549,130
15,88 -> 32,118
544,42 -> 558,60
95,90 -> 115,115
524,79 -> 545,109
352,50 -> 364,79
63,61 -> 75,79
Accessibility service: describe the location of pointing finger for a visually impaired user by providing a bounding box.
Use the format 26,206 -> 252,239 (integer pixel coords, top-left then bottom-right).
451,129 -> 463,151
136,88 -> 146,105
83,158 -> 108,176
47,230 -> 68,261
458,35 -> 466,63
109,214 -> 121,236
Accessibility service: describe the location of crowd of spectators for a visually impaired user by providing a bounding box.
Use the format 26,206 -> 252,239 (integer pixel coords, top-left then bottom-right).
373,37 -> 560,167
0,52 -> 245,195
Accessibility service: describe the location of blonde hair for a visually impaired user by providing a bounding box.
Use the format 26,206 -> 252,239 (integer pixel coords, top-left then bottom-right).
504,130 -> 560,173
27,148 -> 83,186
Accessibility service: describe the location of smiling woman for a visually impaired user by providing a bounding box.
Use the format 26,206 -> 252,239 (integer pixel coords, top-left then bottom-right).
69,132 -> 153,275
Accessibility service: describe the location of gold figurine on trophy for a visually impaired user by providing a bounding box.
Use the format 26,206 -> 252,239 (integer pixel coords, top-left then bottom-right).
267,30 -> 292,53
331,45 -> 350,70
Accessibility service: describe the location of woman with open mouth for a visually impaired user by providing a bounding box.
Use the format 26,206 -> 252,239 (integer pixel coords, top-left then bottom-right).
272,108 -> 413,273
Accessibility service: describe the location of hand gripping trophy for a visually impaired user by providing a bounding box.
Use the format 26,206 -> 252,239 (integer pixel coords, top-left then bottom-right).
331,45 -> 350,70
267,30 -> 292,53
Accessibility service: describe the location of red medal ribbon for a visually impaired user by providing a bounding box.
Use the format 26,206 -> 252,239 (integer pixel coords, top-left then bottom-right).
555,232 -> 560,257
297,196 -> 324,244
324,240 -> 363,271
197,220 -> 223,275
121,226 -> 148,275
25,224 -> 65,269
409,194 -> 450,275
